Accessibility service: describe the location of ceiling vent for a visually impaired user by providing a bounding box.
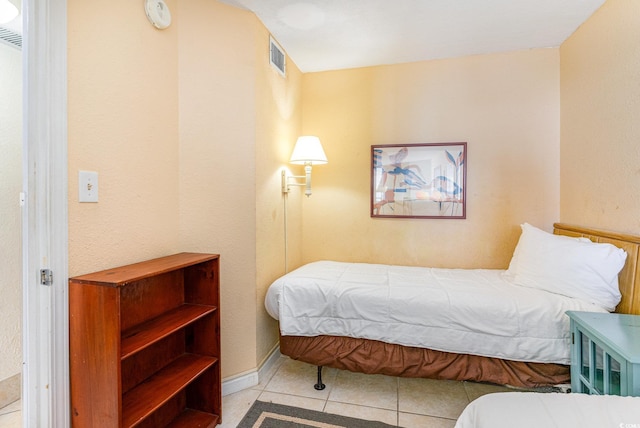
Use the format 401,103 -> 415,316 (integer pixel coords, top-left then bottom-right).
269,36 -> 286,77
0,27 -> 21,50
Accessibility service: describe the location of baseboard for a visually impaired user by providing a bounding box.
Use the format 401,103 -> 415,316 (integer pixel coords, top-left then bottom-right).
0,373 -> 20,409
221,346 -> 281,396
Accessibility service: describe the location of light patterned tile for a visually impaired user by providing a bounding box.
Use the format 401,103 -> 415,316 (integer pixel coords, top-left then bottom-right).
398,377 -> 469,419
253,355 -> 287,391
0,409 -> 21,428
324,401 -> 398,426
263,359 -> 337,400
219,387 -> 261,428
399,412 -> 456,428
0,375 -> 20,412
258,391 -> 326,412
0,401 -> 20,417
328,370 -> 399,411
225,359 -> 494,428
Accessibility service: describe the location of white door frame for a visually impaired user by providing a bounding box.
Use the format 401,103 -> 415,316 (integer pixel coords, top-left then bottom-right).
22,0 -> 69,426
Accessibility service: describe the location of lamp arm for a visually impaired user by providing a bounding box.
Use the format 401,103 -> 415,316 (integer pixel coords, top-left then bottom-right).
281,163 -> 314,197
304,164 -> 312,197
282,171 -> 304,192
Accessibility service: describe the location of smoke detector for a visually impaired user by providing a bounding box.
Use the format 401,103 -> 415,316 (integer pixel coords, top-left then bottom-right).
145,0 -> 171,30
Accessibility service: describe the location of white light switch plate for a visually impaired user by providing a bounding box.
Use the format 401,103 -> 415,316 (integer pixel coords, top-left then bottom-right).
79,170 -> 98,203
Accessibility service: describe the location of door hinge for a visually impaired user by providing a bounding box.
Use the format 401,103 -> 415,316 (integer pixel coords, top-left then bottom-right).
40,269 -> 53,286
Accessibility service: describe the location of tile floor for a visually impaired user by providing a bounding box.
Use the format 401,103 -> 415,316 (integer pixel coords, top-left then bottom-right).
0,356 -> 516,428
219,356 -> 514,428
0,400 -> 20,428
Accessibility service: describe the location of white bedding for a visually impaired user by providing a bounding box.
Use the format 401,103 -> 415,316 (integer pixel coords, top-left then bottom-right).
455,392 -> 640,428
265,261 -> 608,364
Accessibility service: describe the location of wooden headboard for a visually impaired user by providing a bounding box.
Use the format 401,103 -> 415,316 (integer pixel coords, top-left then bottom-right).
554,223 -> 640,315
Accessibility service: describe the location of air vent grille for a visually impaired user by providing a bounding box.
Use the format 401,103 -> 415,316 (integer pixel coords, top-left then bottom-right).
269,36 -> 285,77
0,27 -> 21,50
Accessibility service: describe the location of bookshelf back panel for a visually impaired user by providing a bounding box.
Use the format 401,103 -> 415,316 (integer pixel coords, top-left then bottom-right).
184,260 -> 219,306
121,332 -> 186,394
120,270 -> 185,331
134,392 -> 187,428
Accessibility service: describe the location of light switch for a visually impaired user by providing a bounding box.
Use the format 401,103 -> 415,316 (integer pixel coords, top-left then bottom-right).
79,170 -> 98,203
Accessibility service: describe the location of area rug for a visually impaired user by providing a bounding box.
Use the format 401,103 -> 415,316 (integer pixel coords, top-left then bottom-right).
236,400 -> 400,428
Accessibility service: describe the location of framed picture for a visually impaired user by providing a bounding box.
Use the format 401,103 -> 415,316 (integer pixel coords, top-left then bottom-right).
371,143 -> 467,219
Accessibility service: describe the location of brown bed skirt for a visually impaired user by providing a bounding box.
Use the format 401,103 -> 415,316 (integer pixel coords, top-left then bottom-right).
279,334 -> 569,388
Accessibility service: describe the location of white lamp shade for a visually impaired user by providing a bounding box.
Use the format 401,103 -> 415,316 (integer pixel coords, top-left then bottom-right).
289,136 -> 328,165
0,0 -> 18,24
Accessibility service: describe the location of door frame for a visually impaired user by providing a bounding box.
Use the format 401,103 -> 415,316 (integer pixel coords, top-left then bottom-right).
22,0 -> 69,426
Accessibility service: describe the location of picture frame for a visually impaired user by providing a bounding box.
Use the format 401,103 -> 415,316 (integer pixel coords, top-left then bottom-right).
371,142 -> 467,219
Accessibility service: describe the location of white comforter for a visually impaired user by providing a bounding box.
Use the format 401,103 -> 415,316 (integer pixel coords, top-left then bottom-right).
455,392 -> 640,428
265,261 -> 608,364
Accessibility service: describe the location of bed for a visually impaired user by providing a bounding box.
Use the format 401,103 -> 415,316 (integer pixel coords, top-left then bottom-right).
454,392 -> 640,428
265,223 -> 640,388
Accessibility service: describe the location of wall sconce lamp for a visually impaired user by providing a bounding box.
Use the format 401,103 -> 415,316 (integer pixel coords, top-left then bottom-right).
282,136 -> 328,197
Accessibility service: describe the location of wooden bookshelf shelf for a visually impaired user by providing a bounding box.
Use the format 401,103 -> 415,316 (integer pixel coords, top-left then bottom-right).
168,409 -> 220,428
122,354 -> 217,427
121,304 -> 217,359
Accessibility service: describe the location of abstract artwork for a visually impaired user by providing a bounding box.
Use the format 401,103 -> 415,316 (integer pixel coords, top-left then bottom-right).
371,143 -> 467,219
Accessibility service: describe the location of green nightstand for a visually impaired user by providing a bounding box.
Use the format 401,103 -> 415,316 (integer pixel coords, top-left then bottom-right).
567,311 -> 640,396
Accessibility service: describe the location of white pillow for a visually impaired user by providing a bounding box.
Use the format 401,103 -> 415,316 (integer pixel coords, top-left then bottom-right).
507,223 -> 627,311
506,224 -> 591,276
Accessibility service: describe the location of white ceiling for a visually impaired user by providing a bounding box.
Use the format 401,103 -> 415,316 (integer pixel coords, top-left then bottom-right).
218,0 -> 606,73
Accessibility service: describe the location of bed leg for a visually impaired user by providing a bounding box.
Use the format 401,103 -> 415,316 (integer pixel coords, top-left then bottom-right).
314,366 -> 326,390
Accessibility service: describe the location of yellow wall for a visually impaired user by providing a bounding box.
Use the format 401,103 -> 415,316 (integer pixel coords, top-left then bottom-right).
254,28 -> 304,363
68,0 -> 181,272
178,1 -> 260,378
301,49 -> 561,269
560,0 -> 640,234
68,0 -> 300,379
